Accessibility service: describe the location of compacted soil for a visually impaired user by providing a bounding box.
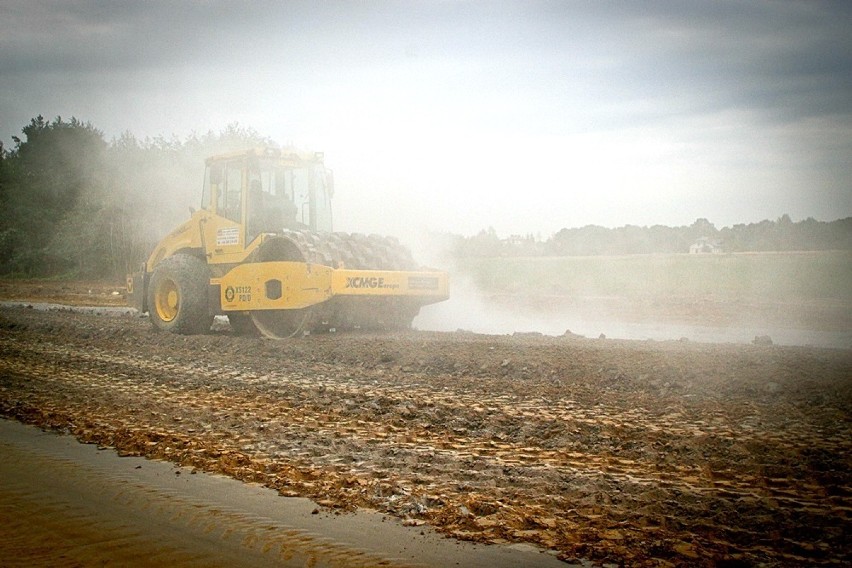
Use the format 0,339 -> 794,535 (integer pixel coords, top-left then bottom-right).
0,302 -> 849,567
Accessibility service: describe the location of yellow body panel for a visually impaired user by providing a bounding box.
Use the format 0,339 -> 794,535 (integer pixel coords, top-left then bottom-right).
145,211 -> 269,271
144,212 -> 206,271
217,262 -> 333,311
200,213 -> 266,265
218,262 -> 449,312
202,215 -> 245,261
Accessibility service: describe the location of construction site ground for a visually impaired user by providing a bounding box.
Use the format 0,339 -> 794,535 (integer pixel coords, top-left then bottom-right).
0,280 -> 850,566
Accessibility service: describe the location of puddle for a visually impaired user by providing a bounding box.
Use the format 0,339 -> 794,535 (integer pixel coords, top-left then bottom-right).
0,419 -> 569,568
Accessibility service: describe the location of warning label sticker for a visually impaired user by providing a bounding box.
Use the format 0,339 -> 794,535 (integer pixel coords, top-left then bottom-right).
216,227 -> 239,246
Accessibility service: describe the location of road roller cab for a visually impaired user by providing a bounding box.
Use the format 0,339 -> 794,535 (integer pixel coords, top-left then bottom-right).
128,148 -> 449,337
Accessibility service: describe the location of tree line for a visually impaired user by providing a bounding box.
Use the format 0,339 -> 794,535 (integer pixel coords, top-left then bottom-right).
0,116 -> 272,279
1,115 -> 849,280
446,216 -> 852,258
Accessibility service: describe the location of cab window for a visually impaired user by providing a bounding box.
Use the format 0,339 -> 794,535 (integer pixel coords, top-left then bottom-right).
216,161 -> 243,222
246,159 -> 300,242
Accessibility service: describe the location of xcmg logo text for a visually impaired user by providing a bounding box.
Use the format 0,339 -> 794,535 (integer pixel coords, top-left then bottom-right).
344,276 -> 399,290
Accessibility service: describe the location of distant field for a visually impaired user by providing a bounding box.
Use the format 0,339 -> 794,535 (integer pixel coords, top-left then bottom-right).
460,251 -> 852,302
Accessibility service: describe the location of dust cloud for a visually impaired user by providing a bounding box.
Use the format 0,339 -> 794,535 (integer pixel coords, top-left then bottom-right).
414,279 -> 851,348
411,236 -> 851,349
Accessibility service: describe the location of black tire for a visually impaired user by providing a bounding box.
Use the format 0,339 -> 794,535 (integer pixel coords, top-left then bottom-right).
147,254 -> 213,334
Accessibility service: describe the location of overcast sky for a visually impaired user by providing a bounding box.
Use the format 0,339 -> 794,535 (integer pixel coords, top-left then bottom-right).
1,0 -> 850,240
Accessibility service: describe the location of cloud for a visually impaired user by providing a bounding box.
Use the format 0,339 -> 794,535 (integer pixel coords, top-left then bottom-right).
613,1 -> 852,122
3,1 -> 848,124
0,0 -> 849,236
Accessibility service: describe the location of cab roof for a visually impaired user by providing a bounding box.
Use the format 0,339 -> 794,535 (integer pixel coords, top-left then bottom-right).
205,147 -> 324,165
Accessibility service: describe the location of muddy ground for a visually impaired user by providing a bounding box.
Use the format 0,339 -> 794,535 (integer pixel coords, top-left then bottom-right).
0,279 -> 128,307
0,293 -> 849,567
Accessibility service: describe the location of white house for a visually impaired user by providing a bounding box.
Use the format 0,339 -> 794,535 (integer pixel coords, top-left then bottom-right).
689,237 -> 722,254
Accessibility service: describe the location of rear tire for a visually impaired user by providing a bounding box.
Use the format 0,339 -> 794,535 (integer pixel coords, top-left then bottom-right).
147,254 -> 213,334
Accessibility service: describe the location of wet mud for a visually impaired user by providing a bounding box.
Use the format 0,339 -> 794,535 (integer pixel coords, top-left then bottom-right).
0,419 -> 561,567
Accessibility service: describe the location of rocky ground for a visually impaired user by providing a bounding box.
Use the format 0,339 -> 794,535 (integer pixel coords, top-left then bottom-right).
0,299 -> 849,567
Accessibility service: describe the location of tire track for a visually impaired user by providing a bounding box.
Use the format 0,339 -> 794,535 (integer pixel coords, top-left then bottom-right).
0,334 -> 839,507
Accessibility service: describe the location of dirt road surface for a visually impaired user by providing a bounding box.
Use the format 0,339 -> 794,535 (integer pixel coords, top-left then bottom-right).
0,304 -> 850,566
